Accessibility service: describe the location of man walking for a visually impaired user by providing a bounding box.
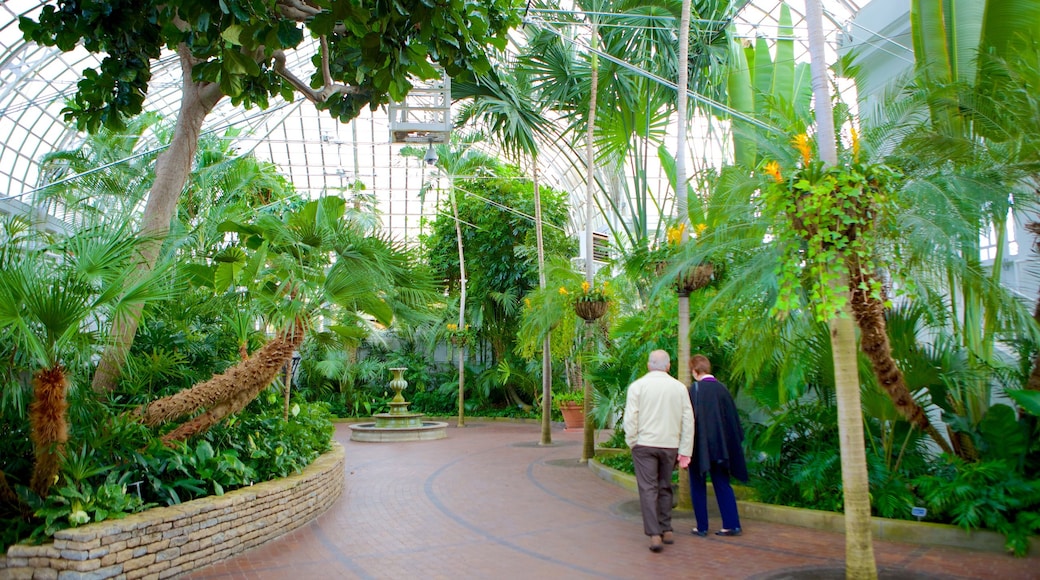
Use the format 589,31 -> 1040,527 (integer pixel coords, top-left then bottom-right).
623,350 -> 695,552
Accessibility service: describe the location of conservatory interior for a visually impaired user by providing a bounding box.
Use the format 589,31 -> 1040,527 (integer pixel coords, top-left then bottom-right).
1,0 -> 1039,578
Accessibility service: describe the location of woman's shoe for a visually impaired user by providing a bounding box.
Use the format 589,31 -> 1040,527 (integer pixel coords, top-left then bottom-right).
691,528 -> 707,537
715,528 -> 742,536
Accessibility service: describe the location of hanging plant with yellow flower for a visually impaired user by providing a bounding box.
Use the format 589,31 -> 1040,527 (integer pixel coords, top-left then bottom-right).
445,322 -> 473,346
650,220 -> 714,294
560,280 -> 611,304
560,279 -> 612,322
762,131 -> 902,321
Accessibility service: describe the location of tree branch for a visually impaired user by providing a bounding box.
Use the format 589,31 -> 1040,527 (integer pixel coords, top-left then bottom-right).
274,47 -> 361,104
276,0 -> 322,21
273,50 -> 321,103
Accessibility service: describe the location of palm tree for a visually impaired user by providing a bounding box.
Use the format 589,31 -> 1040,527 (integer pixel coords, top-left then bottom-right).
415,137 -> 502,427
901,0 -> 1040,450
455,63 -> 558,443
0,217 -> 172,497
138,195 -> 440,441
804,0 -> 876,573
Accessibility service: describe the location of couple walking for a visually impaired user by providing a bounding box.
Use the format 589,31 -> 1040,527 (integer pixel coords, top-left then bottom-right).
622,350 -> 748,552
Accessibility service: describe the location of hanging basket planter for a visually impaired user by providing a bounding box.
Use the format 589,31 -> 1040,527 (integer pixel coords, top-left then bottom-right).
574,299 -> 608,322
677,263 -> 714,295
658,261 -> 715,295
449,333 -> 470,347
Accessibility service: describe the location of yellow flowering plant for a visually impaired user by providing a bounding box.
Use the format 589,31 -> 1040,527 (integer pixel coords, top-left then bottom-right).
445,322 -> 473,346
762,131 -> 901,321
560,279 -> 610,304
649,220 -> 714,294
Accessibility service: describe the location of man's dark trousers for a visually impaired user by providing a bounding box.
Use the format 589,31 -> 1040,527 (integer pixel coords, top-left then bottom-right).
631,444 -> 678,536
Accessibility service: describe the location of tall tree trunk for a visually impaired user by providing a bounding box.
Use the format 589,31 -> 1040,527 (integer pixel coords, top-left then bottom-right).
674,0 -> 694,513
139,321 -> 304,429
581,20 -> 600,464
452,179 -> 468,428
29,366 -> 69,496
831,298 -> 878,579
805,0 -> 877,576
92,45 -> 224,392
848,263 -> 955,456
533,167 -> 553,446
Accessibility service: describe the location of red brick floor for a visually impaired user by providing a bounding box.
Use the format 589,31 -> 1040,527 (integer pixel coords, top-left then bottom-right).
188,422 -> 1038,580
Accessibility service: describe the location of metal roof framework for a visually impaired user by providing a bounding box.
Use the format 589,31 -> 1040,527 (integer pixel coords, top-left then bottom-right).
0,0 -> 863,243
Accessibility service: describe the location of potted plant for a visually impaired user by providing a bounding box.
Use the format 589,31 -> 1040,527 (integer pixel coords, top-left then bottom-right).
554,390 -> 585,430
564,280 -> 610,322
653,222 -> 715,296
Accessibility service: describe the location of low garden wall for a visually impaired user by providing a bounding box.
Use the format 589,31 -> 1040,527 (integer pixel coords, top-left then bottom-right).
0,441 -> 345,579
588,453 -> 1040,556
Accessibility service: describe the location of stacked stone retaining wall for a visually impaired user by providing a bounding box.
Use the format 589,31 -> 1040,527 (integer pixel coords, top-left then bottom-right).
0,442 -> 344,580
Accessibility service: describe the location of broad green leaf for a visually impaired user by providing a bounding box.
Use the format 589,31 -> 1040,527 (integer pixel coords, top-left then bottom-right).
1007,389 -> 1040,417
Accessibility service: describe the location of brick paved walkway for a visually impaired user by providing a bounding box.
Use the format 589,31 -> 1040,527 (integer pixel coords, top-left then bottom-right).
189,422 -> 1037,580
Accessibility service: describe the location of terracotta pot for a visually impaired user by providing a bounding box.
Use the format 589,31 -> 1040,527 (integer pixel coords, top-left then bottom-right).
558,401 -> 584,430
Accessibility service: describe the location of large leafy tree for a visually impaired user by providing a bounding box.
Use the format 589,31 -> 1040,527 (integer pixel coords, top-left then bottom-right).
20,0 -> 521,390
455,63 -> 559,442
422,164 -> 575,407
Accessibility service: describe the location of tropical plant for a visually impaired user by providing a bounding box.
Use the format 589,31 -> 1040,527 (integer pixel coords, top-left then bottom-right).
0,216 -> 172,499
421,163 -> 575,410
134,194 -> 440,443
22,0 -> 522,391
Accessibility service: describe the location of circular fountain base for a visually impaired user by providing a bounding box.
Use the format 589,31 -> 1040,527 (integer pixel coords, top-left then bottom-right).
349,413 -> 449,442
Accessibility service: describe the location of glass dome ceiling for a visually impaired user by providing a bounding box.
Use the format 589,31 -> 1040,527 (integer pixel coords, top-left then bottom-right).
0,0 -> 864,243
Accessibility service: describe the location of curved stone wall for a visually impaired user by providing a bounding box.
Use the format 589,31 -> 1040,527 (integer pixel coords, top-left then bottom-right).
0,442 -> 344,579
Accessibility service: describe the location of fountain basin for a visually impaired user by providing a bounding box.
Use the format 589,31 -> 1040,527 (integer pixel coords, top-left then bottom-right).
349,420 -> 448,442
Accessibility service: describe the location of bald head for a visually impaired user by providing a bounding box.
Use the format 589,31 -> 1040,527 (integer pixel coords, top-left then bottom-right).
647,350 -> 671,372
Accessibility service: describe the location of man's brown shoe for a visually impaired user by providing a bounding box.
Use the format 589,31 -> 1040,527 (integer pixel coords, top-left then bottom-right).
649,535 -> 663,552
662,531 -> 674,544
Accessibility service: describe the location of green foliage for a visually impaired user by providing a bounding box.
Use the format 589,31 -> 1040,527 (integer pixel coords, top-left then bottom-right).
423,169 -> 574,301
914,457 -> 1040,556
208,397 -> 334,483
26,472 -> 145,542
422,166 -> 574,406
598,452 -> 634,475
747,401 -> 844,510
762,152 -> 902,321
0,385 -> 334,551
602,427 -> 629,449
20,0 -> 521,131
553,390 -> 584,406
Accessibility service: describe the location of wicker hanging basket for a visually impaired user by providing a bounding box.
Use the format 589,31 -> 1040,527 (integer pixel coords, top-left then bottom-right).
573,299 -> 608,322
677,263 -> 714,295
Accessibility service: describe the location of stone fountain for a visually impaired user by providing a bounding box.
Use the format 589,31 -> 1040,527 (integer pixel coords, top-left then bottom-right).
348,367 -> 448,442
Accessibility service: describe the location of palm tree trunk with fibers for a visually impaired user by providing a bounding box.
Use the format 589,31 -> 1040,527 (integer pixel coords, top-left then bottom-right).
29,366 -> 70,496
674,0 -> 694,511
534,167 -> 553,446
582,19 -> 601,463
452,178 -> 468,428
848,264 -> 954,455
161,324 -> 304,444
805,0 -> 877,575
93,46 -> 224,392
138,321 -> 304,432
